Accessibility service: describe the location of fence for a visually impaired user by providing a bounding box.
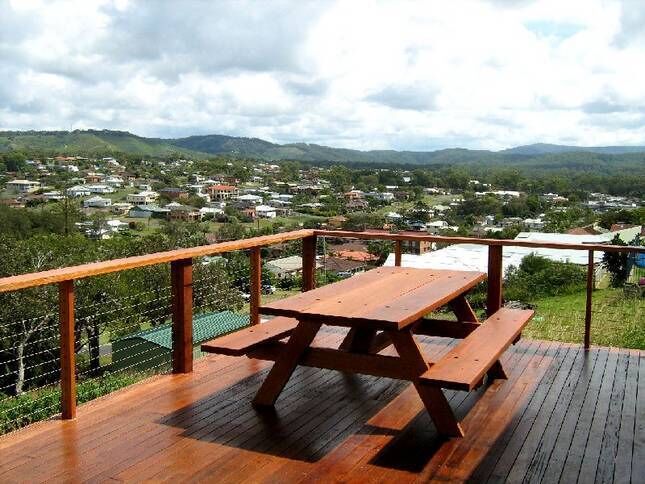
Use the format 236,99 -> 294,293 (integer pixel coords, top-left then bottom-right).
0,228 -> 643,433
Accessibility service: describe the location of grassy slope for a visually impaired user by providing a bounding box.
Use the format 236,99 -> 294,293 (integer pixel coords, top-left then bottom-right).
0,131 -> 207,158
526,288 -> 644,349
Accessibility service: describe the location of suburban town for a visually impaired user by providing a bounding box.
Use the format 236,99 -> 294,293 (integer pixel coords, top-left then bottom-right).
1,1 -> 644,482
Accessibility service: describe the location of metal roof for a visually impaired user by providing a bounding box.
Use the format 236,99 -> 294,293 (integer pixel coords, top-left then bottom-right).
118,311 -> 250,349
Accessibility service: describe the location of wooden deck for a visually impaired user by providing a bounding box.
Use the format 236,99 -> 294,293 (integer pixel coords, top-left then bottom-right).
0,329 -> 642,483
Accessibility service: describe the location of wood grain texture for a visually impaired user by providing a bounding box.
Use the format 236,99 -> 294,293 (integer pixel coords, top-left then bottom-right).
420,308 -> 534,391
394,240 -> 402,267
301,235 -> 317,292
249,247 -> 261,325
171,258 -> 193,374
487,244 -> 503,316
315,229 -> 645,253
0,335 -> 639,483
0,229 -> 314,293
58,280 -> 76,420
201,316 -> 299,356
252,320 -> 322,407
260,267 -> 485,330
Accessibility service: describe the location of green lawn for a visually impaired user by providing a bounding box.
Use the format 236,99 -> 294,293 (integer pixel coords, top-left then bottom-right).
526,288 -> 644,349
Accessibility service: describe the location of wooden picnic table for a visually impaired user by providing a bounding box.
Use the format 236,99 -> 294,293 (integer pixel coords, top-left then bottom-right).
202,266 -> 534,438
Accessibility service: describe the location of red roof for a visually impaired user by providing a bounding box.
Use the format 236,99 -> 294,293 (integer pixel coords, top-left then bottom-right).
333,250 -> 378,262
208,184 -> 237,191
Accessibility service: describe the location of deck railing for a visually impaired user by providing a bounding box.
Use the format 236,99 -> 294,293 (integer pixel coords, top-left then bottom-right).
0,228 -> 642,425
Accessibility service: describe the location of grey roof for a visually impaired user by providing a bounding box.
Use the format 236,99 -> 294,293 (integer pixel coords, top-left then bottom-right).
118,311 -> 249,349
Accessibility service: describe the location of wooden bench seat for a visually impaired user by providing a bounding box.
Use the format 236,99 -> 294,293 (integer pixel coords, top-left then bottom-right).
419,308 -> 534,391
201,317 -> 299,356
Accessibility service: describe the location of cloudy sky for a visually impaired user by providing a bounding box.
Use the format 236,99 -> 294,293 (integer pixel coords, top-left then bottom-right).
1,0 -> 644,151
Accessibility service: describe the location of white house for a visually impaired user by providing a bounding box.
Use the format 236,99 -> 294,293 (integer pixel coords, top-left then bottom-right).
255,205 -> 277,218
523,218 -> 546,231
104,176 -> 124,187
67,185 -> 92,197
83,196 -> 112,208
127,191 -> 159,205
237,194 -> 263,206
199,207 -> 224,218
6,180 -> 40,193
85,184 -> 115,194
43,191 -> 64,201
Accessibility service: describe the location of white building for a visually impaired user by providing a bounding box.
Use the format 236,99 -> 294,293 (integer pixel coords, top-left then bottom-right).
67,186 -> 92,197
237,194 -> 263,206
6,180 -> 40,193
43,191 -> 64,201
523,218 -> 546,231
83,196 -> 112,208
85,184 -> 115,194
104,176 -> 124,187
255,205 -> 277,218
127,191 -> 159,205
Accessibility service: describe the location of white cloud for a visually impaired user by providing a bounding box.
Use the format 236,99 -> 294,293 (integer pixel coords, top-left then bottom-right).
0,0 -> 644,150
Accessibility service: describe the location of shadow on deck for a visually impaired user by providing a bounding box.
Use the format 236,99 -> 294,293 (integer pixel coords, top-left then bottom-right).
0,328 -> 641,483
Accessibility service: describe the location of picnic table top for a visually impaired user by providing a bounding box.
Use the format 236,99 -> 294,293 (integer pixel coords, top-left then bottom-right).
259,267 -> 486,330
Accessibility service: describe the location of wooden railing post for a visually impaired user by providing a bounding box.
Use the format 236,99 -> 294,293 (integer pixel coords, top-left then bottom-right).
59,280 -> 76,419
395,240 -> 402,267
302,235 -> 317,292
487,245 -> 503,317
250,247 -> 261,325
584,250 -> 594,349
171,258 -> 193,374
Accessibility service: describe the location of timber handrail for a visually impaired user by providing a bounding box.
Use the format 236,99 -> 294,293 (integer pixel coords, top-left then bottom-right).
314,229 -> 645,253
0,229 -> 314,293
0,227 -> 642,422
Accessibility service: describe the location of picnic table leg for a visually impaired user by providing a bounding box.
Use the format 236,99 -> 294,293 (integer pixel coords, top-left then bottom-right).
448,295 -> 479,323
252,320 -> 322,407
389,331 -> 464,437
339,328 -> 377,353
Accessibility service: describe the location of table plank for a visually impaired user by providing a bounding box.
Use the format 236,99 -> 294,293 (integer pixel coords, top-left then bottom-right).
260,267 -> 485,330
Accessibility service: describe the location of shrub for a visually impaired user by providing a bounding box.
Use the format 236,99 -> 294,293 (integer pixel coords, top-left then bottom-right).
504,254 -> 586,303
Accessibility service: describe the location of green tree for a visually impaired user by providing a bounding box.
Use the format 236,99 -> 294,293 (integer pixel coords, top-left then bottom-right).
602,235 -> 629,287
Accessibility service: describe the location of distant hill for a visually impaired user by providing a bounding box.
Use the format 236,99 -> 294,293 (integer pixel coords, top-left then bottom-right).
0,130 -> 206,158
1,130 -> 645,173
502,143 -> 645,156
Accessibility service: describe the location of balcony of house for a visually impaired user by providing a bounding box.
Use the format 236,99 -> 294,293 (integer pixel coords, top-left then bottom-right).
0,230 -> 642,483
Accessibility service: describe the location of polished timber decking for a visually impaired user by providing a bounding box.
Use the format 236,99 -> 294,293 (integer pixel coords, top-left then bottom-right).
0,328 -> 642,483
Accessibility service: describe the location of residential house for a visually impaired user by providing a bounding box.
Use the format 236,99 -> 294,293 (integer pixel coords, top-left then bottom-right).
207,184 -> 239,200
6,180 -> 40,193
111,202 -> 133,215
43,191 -> 64,201
402,239 -> 434,255
199,206 -> 224,219
167,204 -> 201,222
85,173 -> 104,184
523,218 -> 546,231
104,176 -> 124,188
319,256 -> 367,276
67,185 -> 92,197
160,188 -> 189,200
83,196 -> 112,208
128,205 -> 170,219
236,194 -> 263,207
127,191 -> 159,205
265,255 -> 322,279
85,184 -> 115,194
255,205 -> 277,218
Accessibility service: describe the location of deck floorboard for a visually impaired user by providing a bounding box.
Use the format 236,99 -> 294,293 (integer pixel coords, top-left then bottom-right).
0,331 -> 640,484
